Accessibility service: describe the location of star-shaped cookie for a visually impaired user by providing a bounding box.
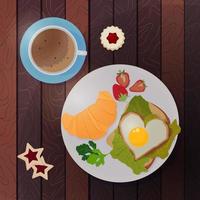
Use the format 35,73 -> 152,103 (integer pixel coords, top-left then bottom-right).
32,156 -> 54,180
18,143 -> 44,170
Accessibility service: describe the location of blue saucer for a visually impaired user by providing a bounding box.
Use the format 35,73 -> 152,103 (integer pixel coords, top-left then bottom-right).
20,17 -> 87,84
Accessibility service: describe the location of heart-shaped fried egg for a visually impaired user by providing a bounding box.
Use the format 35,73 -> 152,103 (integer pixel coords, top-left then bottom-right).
119,112 -> 169,160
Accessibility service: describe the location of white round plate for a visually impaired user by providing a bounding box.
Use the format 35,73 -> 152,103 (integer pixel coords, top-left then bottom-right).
61,64 -> 179,182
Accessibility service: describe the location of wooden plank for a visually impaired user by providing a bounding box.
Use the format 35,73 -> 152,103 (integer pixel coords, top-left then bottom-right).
161,1 -> 184,200
138,0 -> 161,77
41,0 -> 66,199
113,0 -> 138,199
65,0 -> 89,200
137,0 -> 161,199
0,1 -> 16,199
90,0 -> 114,199
17,0 -> 41,199
114,0 -> 137,65
90,0 -> 113,69
185,1 -> 200,199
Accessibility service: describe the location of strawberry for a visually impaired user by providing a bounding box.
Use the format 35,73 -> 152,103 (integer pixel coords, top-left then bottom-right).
112,84 -> 128,101
116,70 -> 130,88
129,80 -> 146,92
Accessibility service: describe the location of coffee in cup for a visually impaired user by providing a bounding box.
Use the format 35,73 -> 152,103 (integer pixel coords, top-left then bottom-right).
31,28 -> 75,73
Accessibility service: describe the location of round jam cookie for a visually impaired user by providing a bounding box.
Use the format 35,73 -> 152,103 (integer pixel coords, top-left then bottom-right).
100,26 -> 125,51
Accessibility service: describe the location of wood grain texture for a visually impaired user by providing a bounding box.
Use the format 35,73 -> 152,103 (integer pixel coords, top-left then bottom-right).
90,0 -> 113,69
113,0 -> 137,199
185,1 -> 200,199
41,0 -> 66,199
17,0 -> 41,199
0,1 -> 16,199
138,0 -> 161,77
114,0 -> 137,65
65,0 -> 89,199
161,1 -> 184,200
138,0 -> 161,200
90,0 -> 114,199
0,0 -> 189,199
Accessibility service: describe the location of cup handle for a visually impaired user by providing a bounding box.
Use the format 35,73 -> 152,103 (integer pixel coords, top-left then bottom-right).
77,50 -> 87,56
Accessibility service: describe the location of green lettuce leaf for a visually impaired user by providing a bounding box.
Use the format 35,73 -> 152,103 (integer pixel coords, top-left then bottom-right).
110,129 -> 149,174
124,96 -> 151,118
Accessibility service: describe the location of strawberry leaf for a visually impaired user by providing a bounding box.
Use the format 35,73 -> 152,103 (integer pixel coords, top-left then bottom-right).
117,69 -> 125,75
119,94 -> 128,102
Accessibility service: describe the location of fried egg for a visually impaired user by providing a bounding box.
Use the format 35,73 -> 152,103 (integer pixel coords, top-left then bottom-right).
119,112 -> 169,160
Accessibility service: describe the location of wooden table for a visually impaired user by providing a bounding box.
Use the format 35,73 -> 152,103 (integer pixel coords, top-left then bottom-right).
1,0 -> 198,199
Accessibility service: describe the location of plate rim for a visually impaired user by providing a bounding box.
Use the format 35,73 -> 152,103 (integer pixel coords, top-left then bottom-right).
61,64 -> 179,183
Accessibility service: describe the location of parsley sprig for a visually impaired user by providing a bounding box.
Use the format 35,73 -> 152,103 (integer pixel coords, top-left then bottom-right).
76,141 -> 108,167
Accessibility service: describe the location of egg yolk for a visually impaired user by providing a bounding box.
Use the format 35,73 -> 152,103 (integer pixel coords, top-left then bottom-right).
128,128 -> 149,147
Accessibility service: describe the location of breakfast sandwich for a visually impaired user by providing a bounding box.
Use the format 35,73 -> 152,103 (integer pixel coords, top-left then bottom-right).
107,96 -> 181,173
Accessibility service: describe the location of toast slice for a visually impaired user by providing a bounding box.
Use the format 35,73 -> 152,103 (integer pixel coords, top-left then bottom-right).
149,103 -> 170,124
106,102 -> 169,169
